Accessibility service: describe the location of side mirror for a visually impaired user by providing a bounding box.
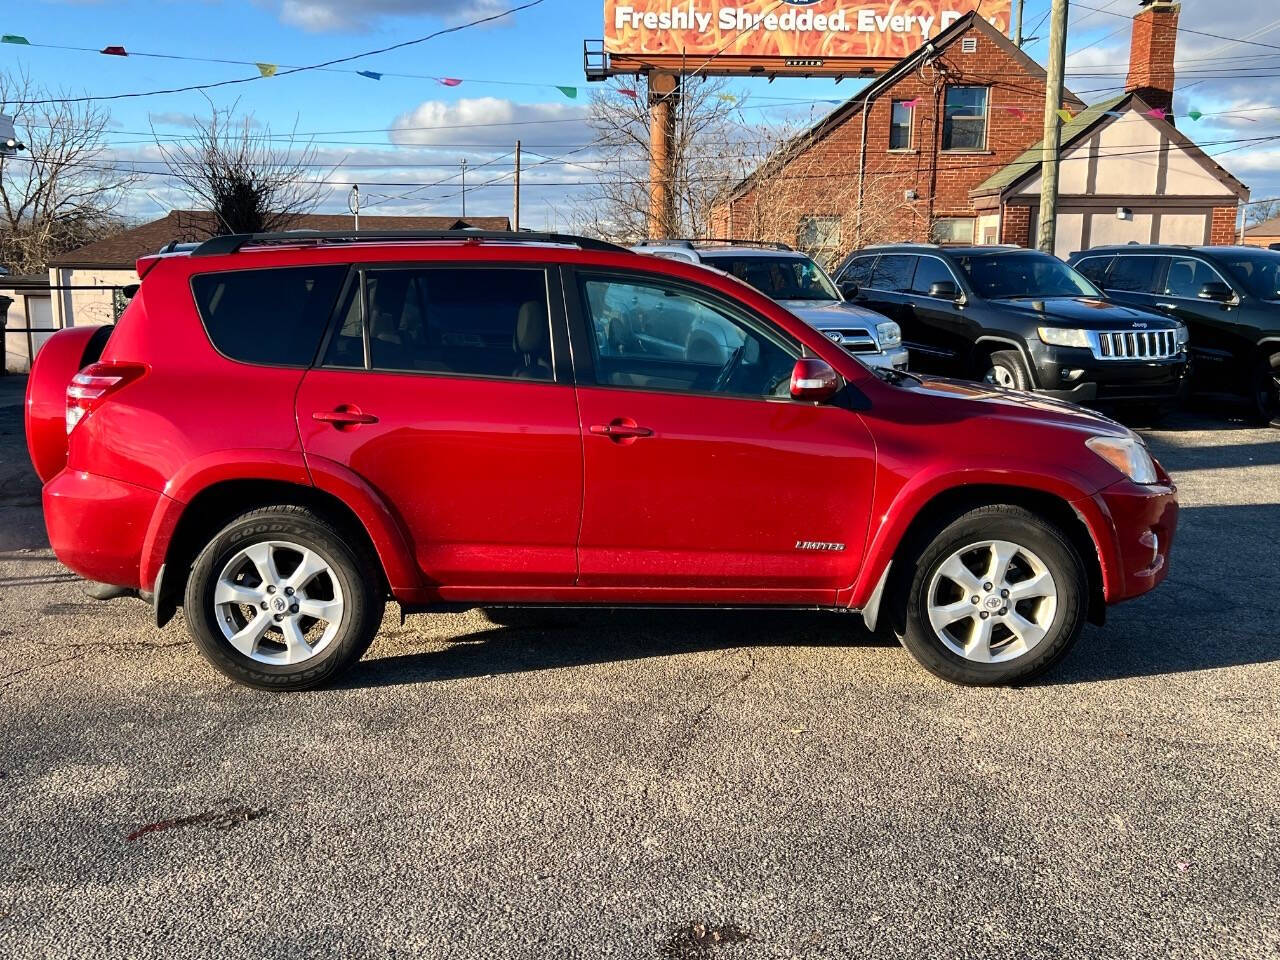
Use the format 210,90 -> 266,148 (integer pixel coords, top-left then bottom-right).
838,281 -> 859,299
1198,281 -> 1234,303
929,280 -> 961,301
790,357 -> 841,403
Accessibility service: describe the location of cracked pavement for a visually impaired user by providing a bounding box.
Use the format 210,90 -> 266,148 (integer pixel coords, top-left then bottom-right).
0,374 -> 1277,959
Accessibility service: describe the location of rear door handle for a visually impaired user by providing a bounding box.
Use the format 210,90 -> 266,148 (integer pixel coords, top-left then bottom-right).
313,406 -> 378,428
589,418 -> 654,442
1155,302 -> 1178,310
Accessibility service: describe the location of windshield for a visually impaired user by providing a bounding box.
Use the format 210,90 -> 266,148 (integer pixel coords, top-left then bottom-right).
955,252 -> 1101,300
701,254 -> 841,302
1215,250 -> 1280,300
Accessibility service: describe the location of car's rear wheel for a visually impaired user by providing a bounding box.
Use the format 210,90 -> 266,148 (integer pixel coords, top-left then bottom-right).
980,349 -> 1031,390
900,505 -> 1087,686
184,506 -> 384,690
1252,349 -> 1280,426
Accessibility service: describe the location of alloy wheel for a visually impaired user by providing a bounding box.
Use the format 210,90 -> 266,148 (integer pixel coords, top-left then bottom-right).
984,364 -> 1017,388
212,540 -> 345,665
926,539 -> 1058,663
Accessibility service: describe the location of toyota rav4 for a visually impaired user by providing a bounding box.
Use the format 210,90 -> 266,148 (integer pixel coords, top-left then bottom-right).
26,230 -> 1178,690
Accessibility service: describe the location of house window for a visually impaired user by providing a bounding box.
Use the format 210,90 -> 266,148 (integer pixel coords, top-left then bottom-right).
889,100 -> 913,151
942,86 -> 989,151
796,215 -> 842,263
930,218 -> 976,244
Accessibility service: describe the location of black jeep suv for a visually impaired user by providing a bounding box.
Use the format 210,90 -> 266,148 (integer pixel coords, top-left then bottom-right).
1068,245 -> 1280,424
833,245 -> 1187,411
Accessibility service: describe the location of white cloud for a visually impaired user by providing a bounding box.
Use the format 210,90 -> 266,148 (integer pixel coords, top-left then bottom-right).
273,0 -> 506,32
389,97 -> 590,147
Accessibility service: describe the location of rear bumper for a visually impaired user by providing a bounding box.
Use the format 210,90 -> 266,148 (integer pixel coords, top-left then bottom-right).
43,468 -> 160,590
1080,476 -> 1178,604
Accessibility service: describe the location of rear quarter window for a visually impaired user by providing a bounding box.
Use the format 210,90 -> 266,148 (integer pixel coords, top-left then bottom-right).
191,266 -> 348,366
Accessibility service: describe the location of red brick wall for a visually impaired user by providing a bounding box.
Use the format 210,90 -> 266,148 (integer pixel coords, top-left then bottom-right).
712,21 -> 1064,256
1126,1 -> 1178,117
1000,205 -> 1031,245
1209,205 -> 1239,245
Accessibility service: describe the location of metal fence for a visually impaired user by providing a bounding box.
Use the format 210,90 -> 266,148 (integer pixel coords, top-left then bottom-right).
2,284 -> 128,375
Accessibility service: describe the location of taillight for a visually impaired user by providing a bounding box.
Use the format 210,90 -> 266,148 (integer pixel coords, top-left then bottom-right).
66,362 -> 146,434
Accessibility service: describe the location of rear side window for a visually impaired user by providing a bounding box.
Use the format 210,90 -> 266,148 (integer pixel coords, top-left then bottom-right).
1107,256 -> 1161,293
1074,256 -> 1114,286
1163,257 -> 1222,299
870,254 -> 916,292
192,266 -> 347,367
911,256 -> 955,295
325,267 -> 552,381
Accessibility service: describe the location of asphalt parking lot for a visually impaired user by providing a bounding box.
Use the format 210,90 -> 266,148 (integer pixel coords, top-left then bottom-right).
1,372 -> 1277,960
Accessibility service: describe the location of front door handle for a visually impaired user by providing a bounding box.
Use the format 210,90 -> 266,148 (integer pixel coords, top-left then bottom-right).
589,417 -> 654,443
313,406 -> 378,429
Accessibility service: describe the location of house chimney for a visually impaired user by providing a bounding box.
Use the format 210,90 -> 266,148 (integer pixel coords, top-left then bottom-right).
1126,0 -> 1179,118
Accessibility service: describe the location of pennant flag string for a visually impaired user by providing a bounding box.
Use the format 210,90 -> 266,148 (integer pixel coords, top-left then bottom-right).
256,63 -> 277,78
438,77 -> 462,87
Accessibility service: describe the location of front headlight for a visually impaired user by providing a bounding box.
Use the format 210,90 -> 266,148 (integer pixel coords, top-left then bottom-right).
1175,323 -> 1189,347
875,320 -> 901,349
1086,436 -> 1158,484
1037,327 -> 1092,348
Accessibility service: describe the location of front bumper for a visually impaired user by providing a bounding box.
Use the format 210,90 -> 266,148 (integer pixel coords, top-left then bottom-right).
1029,343 -> 1187,404
856,346 -> 910,371
1081,475 -> 1178,604
43,468 -> 160,589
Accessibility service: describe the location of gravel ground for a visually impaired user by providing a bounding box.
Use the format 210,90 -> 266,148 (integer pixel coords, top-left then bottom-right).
0,374 -> 1277,960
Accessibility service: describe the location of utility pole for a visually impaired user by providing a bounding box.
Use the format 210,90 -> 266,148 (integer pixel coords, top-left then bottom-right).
647,72 -> 680,240
1012,0 -> 1024,46
460,159 -> 468,219
513,140 -> 521,231
1037,0 -> 1069,253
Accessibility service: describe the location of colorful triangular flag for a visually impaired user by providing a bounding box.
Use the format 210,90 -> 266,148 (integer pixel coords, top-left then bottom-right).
1005,106 -> 1025,120
717,93 -> 737,104
101,45 -> 127,57
1103,110 -> 1126,118
357,70 -> 382,80
901,97 -> 920,108
1056,109 -> 1072,123
256,63 -> 277,78
1,34 -> 30,44
1187,109 -> 1202,121
1145,107 -> 1166,119
556,85 -> 578,99
618,87 -> 638,99
438,77 -> 462,87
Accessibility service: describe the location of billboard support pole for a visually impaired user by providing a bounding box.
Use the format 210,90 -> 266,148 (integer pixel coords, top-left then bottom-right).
648,71 -> 680,239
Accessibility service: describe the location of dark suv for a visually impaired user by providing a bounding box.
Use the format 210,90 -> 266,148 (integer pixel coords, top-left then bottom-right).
833,245 -> 1187,410
1067,245 -> 1280,424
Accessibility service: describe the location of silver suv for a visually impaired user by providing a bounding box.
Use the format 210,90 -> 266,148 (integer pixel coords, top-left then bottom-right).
632,240 -> 909,370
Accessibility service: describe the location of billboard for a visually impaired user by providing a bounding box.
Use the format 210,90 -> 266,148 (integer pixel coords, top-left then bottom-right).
604,0 -> 1010,68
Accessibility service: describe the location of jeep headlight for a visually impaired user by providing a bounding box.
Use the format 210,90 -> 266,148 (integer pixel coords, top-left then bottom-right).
875,320 -> 901,349
1175,323 -> 1189,347
1037,327 -> 1092,349
1086,435 -> 1158,484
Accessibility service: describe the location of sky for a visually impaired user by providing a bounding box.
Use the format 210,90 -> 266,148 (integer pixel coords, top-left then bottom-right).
2,0 -> 1279,230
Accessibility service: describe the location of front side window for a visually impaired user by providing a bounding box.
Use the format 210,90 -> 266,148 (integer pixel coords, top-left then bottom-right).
579,277 -> 798,399
911,256 -> 957,295
324,267 -> 552,380
869,254 -> 917,293
1215,251 -> 1280,299
1163,257 -> 1225,300
889,100 -> 914,150
1073,256 -> 1114,286
955,252 -> 1099,299
192,266 -> 347,367
838,256 -> 876,288
942,86 -> 989,151
700,254 -> 840,302
1107,255 -> 1162,294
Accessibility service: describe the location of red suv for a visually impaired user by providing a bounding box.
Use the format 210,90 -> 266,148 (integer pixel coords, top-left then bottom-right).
26,231 -> 1177,690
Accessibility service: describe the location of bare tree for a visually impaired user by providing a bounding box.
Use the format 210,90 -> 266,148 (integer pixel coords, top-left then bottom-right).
154,100 -> 329,237
1245,198 -> 1280,227
572,77 -> 750,243
0,68 -> 137,275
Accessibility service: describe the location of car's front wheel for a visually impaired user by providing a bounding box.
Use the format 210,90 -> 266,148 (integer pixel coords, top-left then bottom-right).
900,505 -> 1087,686
980,349 -> 1032,390
184,505 -> 384,690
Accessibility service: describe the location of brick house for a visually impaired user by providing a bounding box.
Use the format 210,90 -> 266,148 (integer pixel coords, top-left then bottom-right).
710,1 -> 1246,263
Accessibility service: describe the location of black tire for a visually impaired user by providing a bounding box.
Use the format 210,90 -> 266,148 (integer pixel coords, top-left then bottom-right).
183,505 -> 384,691
899,504 -> 1087,686
981,349 -> 1032,390
1251,349 -> 1280,427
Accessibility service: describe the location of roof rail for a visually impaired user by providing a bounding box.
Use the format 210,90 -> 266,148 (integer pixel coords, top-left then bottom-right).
186,229 -> 631,258
635,238 -> 794,251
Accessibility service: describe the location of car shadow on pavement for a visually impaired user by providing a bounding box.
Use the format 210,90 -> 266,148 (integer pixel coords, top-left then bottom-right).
1043,502 -> 1280,685
340,609 -> 897,690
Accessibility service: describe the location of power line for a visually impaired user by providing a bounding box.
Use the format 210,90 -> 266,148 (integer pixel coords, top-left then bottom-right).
6,0 -> 547,105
